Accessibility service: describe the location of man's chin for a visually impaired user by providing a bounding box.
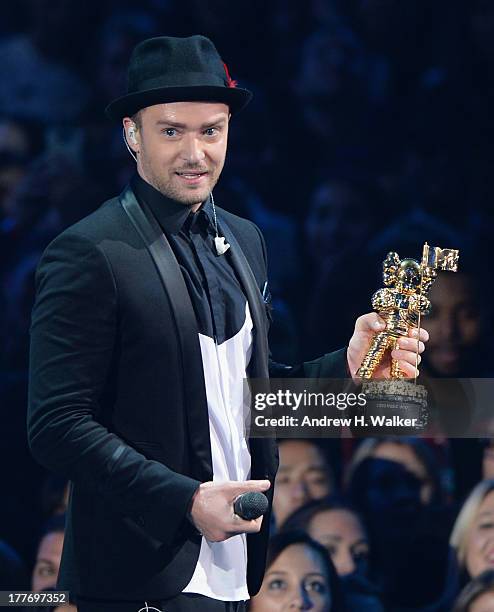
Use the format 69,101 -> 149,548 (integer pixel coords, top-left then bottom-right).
172,181 -> 214,206
178,191 -> 210,206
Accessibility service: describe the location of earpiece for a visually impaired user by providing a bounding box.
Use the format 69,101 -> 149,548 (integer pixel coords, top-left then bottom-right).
122,125 -> 138,162
128,126 -> 138,145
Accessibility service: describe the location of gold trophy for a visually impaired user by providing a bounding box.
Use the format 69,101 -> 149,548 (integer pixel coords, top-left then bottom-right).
356,243 -> 459,432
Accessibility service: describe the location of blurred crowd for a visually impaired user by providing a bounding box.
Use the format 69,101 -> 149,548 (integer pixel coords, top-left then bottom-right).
1,0 -> 494,610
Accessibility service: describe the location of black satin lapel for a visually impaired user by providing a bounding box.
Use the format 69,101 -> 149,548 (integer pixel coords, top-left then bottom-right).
119,187 -> 212,481
217,219 -> 269,379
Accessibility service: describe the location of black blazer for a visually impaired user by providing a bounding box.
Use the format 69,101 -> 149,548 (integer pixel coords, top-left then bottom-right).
27,186 -> 347,600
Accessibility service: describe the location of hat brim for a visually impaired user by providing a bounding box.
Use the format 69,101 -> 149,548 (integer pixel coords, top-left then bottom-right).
105,85 -> 252,121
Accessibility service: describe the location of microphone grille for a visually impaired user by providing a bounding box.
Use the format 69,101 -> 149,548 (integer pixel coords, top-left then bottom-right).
240,492 -> 269,520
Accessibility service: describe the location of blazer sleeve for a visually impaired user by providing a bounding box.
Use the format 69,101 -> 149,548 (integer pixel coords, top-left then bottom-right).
249,222 -> 350,379
27,231 -> 200,546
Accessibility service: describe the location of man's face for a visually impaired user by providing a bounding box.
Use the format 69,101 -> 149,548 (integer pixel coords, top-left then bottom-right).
273,441 -> 332,526
127,101 -> 230,206
372,441 -> 433,504
424,273 -> 482,376
309,509 -> 369,577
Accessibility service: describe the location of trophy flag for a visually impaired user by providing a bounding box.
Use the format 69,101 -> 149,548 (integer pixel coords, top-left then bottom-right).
422,243 -> 460,272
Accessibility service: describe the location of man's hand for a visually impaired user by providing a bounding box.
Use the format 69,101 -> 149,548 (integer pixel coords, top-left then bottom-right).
188,479 -> 271,542
347,313 -> 429,379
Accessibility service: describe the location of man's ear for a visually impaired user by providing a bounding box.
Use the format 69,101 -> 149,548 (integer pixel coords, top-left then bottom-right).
123,117 -> 139,148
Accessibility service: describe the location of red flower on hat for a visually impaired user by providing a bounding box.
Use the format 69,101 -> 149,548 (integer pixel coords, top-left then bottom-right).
223,62 -> 238,88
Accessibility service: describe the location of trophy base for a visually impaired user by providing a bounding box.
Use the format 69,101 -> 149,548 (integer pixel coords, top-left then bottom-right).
356,379 -> 428,435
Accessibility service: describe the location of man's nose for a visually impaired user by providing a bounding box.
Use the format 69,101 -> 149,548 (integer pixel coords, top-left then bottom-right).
338,549 -> 356,576
438,313 -> 458,341
290,481 -> 310,502
180,134 -> 205,164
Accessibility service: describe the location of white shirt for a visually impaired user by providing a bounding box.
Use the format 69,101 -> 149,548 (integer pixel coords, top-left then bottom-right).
183,301 -> 253,601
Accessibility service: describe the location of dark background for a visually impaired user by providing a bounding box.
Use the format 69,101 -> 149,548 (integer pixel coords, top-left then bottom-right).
0,0 -> 493,595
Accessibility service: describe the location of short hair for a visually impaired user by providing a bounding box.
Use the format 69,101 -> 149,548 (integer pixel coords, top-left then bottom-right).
265,530 -> 344,611
131,110 -> 142,129
344,437 -> 441,502
41,474 -> 68,517
450,480 -> 494,569
40,512 -> 66,538
453,569 -> 494,612
277,439 -> 334,489
281,497 -> 366,537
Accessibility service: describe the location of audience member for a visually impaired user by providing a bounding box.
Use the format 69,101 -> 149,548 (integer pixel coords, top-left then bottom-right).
282,499 -> 369,577
249,530 -> 344,611
453,570 -> 494,612
451,480 -> 494,583
301,178 -> 379,358
273,440 -> 334,527
32,514 -> 66,593
422,269 -> 489,378
347,441 -> 456,609
346,437 -> 441,505
282,498 -> 383,612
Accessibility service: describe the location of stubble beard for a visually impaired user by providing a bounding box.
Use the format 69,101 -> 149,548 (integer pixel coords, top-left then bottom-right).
140,155 -> 221,207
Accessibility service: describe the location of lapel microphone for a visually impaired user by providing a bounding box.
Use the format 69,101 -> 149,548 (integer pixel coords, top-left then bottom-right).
210,192 -> 230,255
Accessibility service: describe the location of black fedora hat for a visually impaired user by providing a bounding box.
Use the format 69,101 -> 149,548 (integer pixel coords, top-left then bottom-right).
105,35 -> 252,120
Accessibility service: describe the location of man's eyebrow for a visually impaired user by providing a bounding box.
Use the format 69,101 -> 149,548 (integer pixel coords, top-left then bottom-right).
277,465 -> 326,473
201,117 -> 228,128
155,120 -> 186,128
155,117 -> 228,129
321,534 -> 342,542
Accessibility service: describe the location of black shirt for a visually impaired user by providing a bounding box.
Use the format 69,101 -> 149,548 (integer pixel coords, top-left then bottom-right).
131,173 -> 249,345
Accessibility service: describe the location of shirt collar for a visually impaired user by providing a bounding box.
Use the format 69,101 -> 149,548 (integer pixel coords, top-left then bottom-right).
131,173 -> 214,235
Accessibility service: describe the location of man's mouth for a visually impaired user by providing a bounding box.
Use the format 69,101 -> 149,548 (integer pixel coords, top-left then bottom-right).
175,171 -> 208,185
175,170 -> 208,177
434,346 -> 460,364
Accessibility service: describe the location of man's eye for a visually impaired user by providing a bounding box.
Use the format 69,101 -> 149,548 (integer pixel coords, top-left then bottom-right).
275,476 -> 289,485
204,127 -> 218,136
307,477 -> 328,487
163,128 -> 177,137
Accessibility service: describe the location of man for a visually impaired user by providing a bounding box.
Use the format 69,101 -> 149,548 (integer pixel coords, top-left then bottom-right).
27,35 -> 427,611
273,440 -> 334,527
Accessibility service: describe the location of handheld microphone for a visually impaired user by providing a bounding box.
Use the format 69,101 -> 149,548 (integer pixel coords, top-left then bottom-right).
234,492 -> 269,520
